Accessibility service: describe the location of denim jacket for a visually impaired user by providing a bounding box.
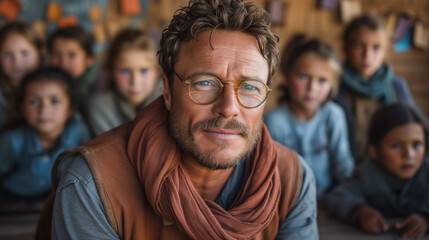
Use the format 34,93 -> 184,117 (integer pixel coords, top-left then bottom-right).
0,114 -> 90,197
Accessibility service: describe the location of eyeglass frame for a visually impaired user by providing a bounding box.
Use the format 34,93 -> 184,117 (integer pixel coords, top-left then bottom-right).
174,71 -> 272,109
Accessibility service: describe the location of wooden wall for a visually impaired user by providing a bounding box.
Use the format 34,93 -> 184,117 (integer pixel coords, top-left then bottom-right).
144,0 -> 429,116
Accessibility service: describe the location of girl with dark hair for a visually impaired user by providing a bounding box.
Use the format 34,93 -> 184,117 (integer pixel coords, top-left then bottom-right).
0,67 -> 90,201
322,103 -> 429,238
264,34 -> 354,195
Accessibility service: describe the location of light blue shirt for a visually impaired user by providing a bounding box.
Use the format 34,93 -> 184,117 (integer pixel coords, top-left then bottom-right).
264,101 -> 354,195
52,152 -> 318,239
0,114 -> 90,197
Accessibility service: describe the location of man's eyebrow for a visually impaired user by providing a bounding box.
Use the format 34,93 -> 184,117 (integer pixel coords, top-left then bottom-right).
186,71 -> 265,83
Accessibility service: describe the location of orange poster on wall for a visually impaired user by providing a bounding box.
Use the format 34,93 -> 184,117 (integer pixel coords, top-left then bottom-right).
58,16 -> 79,28
120,0 -> 141,16
0,0 -> 21,20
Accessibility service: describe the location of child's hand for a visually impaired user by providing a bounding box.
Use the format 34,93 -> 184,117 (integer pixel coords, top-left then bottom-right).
356,205 -> 389,234
395,214 -> 429,239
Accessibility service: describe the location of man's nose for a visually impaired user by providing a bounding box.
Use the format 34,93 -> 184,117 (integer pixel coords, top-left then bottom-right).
212,84 -> 240,119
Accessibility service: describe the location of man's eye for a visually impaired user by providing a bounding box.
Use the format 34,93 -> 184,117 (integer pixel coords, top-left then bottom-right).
241,83 -> 258,91
195,81 -> 212,86
22,50 -> 29,57
192,78 -> 219,91
69,52 -> 76,59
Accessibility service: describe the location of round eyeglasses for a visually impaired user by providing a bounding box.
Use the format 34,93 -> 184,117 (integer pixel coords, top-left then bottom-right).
174,72 -> 272,109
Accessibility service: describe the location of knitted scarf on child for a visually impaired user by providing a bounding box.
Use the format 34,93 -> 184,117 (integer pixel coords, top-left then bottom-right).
342,62 -> 397,103
126,97 -> 281,239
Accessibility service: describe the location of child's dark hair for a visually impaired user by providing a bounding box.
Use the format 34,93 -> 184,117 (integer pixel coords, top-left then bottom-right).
0,21 -> 44,99
5,67 -> 78,130
343,13 -> 387,51
105,28 -> 159,89
369,103 -> 429,150
47,26 -> 93,57
279,34 -> 341,103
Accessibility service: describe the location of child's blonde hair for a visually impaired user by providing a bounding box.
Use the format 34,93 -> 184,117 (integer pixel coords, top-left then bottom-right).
279,34 -> 341,103
105,28 -> 159,89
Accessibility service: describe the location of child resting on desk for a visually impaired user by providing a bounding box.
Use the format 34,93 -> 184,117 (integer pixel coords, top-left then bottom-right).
322,103 -> 429,238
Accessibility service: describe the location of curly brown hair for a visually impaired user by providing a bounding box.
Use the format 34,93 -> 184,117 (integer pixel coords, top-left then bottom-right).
158,0 -> 279,88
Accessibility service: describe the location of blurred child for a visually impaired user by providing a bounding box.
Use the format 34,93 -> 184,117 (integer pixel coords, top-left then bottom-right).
48,26 -> 102,108
0,21 -> 44,129
86,28 -> 162,136
264,35 -> 354,195
0,67 -> 90,200
322,103 -> 429,238
335,13 -> 415,163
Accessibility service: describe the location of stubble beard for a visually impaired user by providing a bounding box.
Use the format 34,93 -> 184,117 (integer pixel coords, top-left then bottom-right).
168,105 -> 262,170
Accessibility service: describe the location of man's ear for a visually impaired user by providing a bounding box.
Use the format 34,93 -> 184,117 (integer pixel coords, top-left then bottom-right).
162,74 -> 171,111
369,144 -> 378,160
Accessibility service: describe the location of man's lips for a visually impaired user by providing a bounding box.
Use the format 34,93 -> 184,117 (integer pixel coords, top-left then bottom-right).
203,128 -> 242,139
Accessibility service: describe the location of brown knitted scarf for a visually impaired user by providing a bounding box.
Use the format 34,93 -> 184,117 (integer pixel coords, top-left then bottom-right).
127,97 -> 281,239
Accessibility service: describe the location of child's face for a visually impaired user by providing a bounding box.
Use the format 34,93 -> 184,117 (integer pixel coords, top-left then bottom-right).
114,50 -> 158,108
22,80 -> 71,138
286,54 -> 334,118
346,28 -> 386,79
371,122 -> 425,179
0,33 -> 39,86
50,37 -> 93,78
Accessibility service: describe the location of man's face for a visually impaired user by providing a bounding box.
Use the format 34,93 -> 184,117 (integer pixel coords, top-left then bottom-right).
164,30 -> 269,170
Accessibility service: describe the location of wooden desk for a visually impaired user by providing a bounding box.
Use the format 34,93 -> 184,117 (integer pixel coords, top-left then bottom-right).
318,208 -> 429,240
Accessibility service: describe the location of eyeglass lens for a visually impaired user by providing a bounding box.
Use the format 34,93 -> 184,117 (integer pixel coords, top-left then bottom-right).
188,76 -> 268,108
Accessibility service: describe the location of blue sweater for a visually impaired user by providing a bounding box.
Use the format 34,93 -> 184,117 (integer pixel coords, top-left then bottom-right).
264,101 -> 354,195
0,114 -> 90,197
